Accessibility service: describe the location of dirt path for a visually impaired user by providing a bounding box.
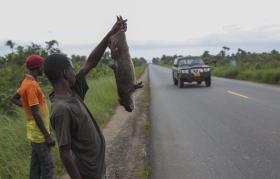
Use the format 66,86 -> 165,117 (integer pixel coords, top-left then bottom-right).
61,69 -> 149,179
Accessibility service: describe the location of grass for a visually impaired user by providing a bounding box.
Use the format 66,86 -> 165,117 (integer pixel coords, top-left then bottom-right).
85,76 -> 118,128
0,114 -> 63,179
160,64 -> 172,68
0,65 -> 147,179
0,115 -> 30,179
135,64 -> 148,80
85,65 -> 148,128
212,66 -> 280,85
139,159 -> 150,179
138,68 -> 151,179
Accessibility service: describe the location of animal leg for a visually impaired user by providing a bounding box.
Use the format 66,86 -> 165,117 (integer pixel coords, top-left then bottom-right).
134,81 -> 144,89
128,81 -> 144,93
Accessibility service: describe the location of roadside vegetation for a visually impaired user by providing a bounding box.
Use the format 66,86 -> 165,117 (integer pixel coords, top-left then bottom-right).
0,40 -> 147,178
152,47 -> 280,85
138,68 -> 151,179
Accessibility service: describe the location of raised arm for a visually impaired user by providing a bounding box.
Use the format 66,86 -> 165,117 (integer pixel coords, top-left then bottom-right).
78,16 -> 127,77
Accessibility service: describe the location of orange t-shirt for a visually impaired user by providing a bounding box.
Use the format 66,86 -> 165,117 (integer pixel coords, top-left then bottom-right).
17,74 -> 50,143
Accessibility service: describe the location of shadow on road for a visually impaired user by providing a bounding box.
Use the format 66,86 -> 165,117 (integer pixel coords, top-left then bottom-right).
180,83 -> 206,89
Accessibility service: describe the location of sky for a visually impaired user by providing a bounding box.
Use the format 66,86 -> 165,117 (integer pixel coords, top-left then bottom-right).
0,0 -> 280,61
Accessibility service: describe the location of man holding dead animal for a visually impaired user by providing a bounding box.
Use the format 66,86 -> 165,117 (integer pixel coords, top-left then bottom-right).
44,16 -> 127,179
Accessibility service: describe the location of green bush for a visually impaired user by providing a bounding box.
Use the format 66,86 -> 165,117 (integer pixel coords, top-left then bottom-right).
237,71 -> 255,80
212,66 -> 238,78
260,69 -> 280,84
213,65 -> 280,85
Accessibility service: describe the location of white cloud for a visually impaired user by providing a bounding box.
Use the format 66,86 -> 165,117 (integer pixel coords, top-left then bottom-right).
1,0 -> 280,59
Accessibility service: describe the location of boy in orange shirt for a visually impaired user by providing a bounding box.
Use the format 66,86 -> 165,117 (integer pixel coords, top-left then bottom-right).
11,54 -> 55,179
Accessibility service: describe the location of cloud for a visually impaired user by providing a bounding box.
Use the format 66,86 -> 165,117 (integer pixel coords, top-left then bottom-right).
1,24 -> 280,60
0,46 -> 10,55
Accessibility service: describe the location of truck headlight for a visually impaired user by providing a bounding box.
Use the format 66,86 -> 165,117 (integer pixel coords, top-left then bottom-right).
204,68 -> 210,72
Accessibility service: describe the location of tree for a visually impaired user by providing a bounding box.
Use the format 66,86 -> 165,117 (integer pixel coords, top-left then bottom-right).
27,43 -> 44,55
71,55 -> 87,70
132,57 -> 147,66
222,46 -> 230,51
222,46 -> 230,56
45,40 -> 58,50
271,49 -> 279,55
100,51 -> 112,64
202,51 -> 210,59
219,50 -> 225,57
152,57 -> 159,64
237,48 -> 247,56
45,40 -> 60,54
16,45 -> 24,54
5,40 -> 15,52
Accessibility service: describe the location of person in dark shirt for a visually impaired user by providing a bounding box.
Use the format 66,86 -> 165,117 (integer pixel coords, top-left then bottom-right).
43,16 -> 127,179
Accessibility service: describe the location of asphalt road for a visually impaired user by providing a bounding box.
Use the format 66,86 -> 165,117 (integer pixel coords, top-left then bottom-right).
149,64 -> 280,179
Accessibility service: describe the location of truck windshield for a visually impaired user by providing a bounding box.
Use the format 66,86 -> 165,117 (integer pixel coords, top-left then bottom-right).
178,58 -> 204,66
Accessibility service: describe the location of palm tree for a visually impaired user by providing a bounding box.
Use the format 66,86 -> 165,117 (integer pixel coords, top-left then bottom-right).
45,40 -> 58,50
45,40 -> 60,54
219,50 -> 225,57
5,40 -> 15,52
222,46 -> 230,56
237,48 -> 246,55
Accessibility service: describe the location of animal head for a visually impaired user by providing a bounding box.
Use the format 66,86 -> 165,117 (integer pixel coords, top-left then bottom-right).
119,94 -> 134,112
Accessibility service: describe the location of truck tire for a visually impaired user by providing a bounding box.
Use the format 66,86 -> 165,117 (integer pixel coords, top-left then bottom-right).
205,77 -> 211,87
173,78 -> 178,85
178,78 -> 184,88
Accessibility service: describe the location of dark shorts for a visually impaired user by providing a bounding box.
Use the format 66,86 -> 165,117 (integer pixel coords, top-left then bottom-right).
30,142 -> 54,179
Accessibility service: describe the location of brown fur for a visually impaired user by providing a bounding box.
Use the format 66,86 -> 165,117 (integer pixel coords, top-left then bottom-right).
109,30 -> 143,112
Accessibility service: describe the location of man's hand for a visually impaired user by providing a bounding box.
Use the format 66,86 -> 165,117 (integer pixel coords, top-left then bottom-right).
109,16 -> 127,36
77,16 -> 127,77
45,135 -> 56,147
11,93 -> 22,107
30,105 -> 55,147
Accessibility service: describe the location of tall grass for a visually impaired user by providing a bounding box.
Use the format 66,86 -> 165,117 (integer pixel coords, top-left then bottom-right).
85,76 -> 118,128
212,66 -> 280,85
0,114 -> 63,179
0,115 -> 30,179
0,65 -> 147,178
135,64 -> 147,79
